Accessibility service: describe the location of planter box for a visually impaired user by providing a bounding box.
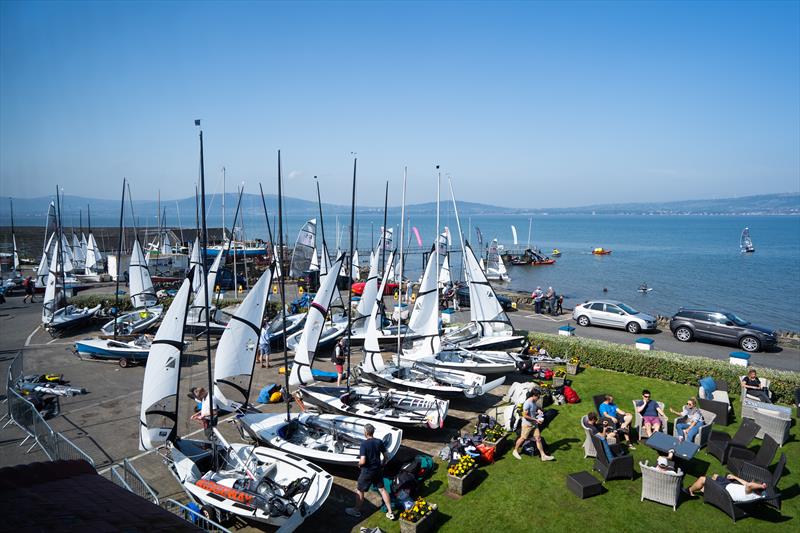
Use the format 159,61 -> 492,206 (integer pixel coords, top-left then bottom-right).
567,363 -> 579,375
553,376 -> 565,387
635,337 -> 655,351
483,433 -> 508,453
447,468 -> 479,496
400,508 -> 438,533
558,325 -> 575,337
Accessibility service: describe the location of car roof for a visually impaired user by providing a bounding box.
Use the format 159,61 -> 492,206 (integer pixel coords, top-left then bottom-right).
584,299 -> 626,305
676,308 -> 731,314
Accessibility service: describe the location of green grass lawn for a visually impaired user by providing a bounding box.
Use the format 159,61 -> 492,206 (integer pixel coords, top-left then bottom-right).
360,367 -> 798,532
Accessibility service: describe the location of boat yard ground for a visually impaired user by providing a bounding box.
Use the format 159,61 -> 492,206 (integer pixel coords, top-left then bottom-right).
1,288 -> 798,532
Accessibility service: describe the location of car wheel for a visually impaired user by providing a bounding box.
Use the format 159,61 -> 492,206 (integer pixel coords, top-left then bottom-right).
577,315 -> 591,327
626,322 -> 641,334
740,336 -> 761,353
675,326 -> 693,342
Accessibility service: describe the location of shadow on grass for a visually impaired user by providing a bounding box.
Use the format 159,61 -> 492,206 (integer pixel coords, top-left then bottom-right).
548,437 -> 580,453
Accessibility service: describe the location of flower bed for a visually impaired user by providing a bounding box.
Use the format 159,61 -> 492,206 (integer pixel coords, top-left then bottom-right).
399,497 -> 438,533
447,455 -> 479,495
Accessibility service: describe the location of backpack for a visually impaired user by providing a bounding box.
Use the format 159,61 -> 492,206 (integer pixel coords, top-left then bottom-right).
543,369 -> 554,380
22,278 -> 29,288
563,385 -> 580,404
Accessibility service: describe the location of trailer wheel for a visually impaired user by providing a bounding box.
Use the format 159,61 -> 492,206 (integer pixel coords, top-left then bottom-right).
118,357 -> 129,368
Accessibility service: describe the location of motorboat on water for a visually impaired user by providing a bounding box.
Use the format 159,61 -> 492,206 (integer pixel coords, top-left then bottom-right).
592,247 -> 612,255
551,249 -> 562,257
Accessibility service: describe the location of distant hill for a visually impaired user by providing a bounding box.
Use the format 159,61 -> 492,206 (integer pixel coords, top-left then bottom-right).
1,192 -> 797,225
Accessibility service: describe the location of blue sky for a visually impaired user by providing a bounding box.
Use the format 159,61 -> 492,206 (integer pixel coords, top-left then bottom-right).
1,0 -> 798,208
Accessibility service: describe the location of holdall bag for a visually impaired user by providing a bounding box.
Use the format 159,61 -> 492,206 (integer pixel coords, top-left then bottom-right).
563,385 -> 581,404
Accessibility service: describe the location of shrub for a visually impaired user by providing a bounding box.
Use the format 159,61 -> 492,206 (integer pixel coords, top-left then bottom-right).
68,293 -> 278,318
527,332 -> 800,404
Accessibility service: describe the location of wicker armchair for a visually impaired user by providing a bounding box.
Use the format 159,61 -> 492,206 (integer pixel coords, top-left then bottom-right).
697,380 -> 732,426
581,416 -> 597,458
727,434 -> 779,478
703,476 -> 758,523
740,453 -> 786,511
590,433 -> 634,481
632,400 -> 668,440
672,409 -> 716,448
740,375 -> 772,403
640,461 -> 684,511
752,408 -> 791,447
707,418 -> 760,464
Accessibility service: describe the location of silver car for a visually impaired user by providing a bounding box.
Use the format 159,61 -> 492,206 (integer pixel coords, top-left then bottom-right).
572,300 -> 657,334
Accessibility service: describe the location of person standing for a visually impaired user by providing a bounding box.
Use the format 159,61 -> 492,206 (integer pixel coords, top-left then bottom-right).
23,276 -> 35,303
512,390 -> 555,461
334,338 -> 347,386
345,423 -> 395,520
531,286 -> 543,314
257,321 -> 271,368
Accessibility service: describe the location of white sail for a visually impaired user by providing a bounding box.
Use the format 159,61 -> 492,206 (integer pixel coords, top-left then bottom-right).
72,233 -> 86,268
511,225 -> 518,246
139,276 -> 192,451
378,227 -> 393,254
362,251 -> 395,373
188,238 -> 204,295
59,234 -> 74,273
41,239 -> 60,323
85,233 -> 102,273
406,249 -> 441,356
192,248 -> 225,318
479,257 -> 485,273
385,255 -> 395,282
214,264 -> 274,410
273,245 -> 282,278
310,246 -> 320,271
319,243 -> 343,310
464,241 -> 511,334
129,240 -> 157,308
439,254 -> 451,287
160,233 -> 172,255
740,227 -> 754,253
356,246 -> 381,317
289,218 -> 316,278
351,249 -> 360,280
289,254 -> 345,387
80,233 -> 88,259
12,234 -> 19,273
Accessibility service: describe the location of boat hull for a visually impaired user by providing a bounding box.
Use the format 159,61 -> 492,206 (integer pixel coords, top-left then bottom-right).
239,412 -> 403,467
74,338 -> 150,362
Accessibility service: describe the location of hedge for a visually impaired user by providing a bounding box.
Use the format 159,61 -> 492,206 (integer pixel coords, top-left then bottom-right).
527,332 -> 800,405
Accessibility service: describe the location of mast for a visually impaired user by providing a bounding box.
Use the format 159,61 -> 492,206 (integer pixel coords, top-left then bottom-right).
9,198 -> 16,275
448,176 -> 467,279
435,165 -> 440,296
397,167 -> 407,358
195,119 -> 215,433
277,150 -> 290,421
381,182 -> 388,278
222,166 -> 226,242
114,179 -> 126,340
54,186 -> 64,311
346,157 -> 357,393
176,200 -> 185,247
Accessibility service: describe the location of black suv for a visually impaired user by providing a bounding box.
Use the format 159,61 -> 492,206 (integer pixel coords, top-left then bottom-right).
669,309 -> 777,352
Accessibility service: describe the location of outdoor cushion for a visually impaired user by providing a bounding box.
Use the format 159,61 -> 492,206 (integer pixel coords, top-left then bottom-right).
699,377 -> 717,399
711,390 -> 731,405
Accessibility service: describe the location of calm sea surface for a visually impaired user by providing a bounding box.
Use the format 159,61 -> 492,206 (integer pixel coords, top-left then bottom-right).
15,212 -> 800,331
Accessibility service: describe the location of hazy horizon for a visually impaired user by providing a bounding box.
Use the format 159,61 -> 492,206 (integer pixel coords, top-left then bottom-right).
1,1 -> 798,207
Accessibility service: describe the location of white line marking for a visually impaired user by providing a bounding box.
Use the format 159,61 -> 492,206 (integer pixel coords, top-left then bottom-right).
46,338 -> 59,345
25,326 -> 41,347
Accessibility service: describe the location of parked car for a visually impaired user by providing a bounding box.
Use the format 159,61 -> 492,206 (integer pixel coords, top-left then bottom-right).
572,300 -> 656,334
669,309 -> 777,352
456,286 -> 515,311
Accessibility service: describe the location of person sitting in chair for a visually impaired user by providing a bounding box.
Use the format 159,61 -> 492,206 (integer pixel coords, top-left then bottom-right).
741,369 -> 771,403
688,473 -> 767,500
599,394 -> 634,448
669,397 -> 704,443
635,389 -> 666,438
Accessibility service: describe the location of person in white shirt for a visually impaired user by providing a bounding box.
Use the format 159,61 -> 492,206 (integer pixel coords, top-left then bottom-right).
256,321 -> 271,368
688,473 -> 767,500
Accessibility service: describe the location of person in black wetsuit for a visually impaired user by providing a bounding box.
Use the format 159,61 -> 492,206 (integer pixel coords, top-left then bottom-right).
345,423 -> 396,520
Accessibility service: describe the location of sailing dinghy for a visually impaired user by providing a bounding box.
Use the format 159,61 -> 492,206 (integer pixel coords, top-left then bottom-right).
140,275 -> 332,531
185,248 -> 228,335
484,239 -> 510,282
359,251 -> 502,399
740,227 -> 755,253
442,241 -> 524,351
236,255 -> 402,465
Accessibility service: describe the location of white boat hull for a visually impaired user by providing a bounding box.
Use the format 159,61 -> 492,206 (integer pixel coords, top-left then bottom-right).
172,440 -> 332,531
298,385 -> 448,430
100,306 -> 163,336
239,412 -> 402,466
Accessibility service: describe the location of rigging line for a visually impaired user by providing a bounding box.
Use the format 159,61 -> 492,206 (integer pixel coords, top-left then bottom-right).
346,158 -> 357,394
277,150 -> 291,421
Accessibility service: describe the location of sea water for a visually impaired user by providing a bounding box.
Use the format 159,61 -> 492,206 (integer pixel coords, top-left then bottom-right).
295,214 -> 800,332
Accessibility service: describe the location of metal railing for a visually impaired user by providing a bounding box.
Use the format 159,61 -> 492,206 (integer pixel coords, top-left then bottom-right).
161,499 -> 232,533
102,459 -> 160,505
3,351 -> 95,466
